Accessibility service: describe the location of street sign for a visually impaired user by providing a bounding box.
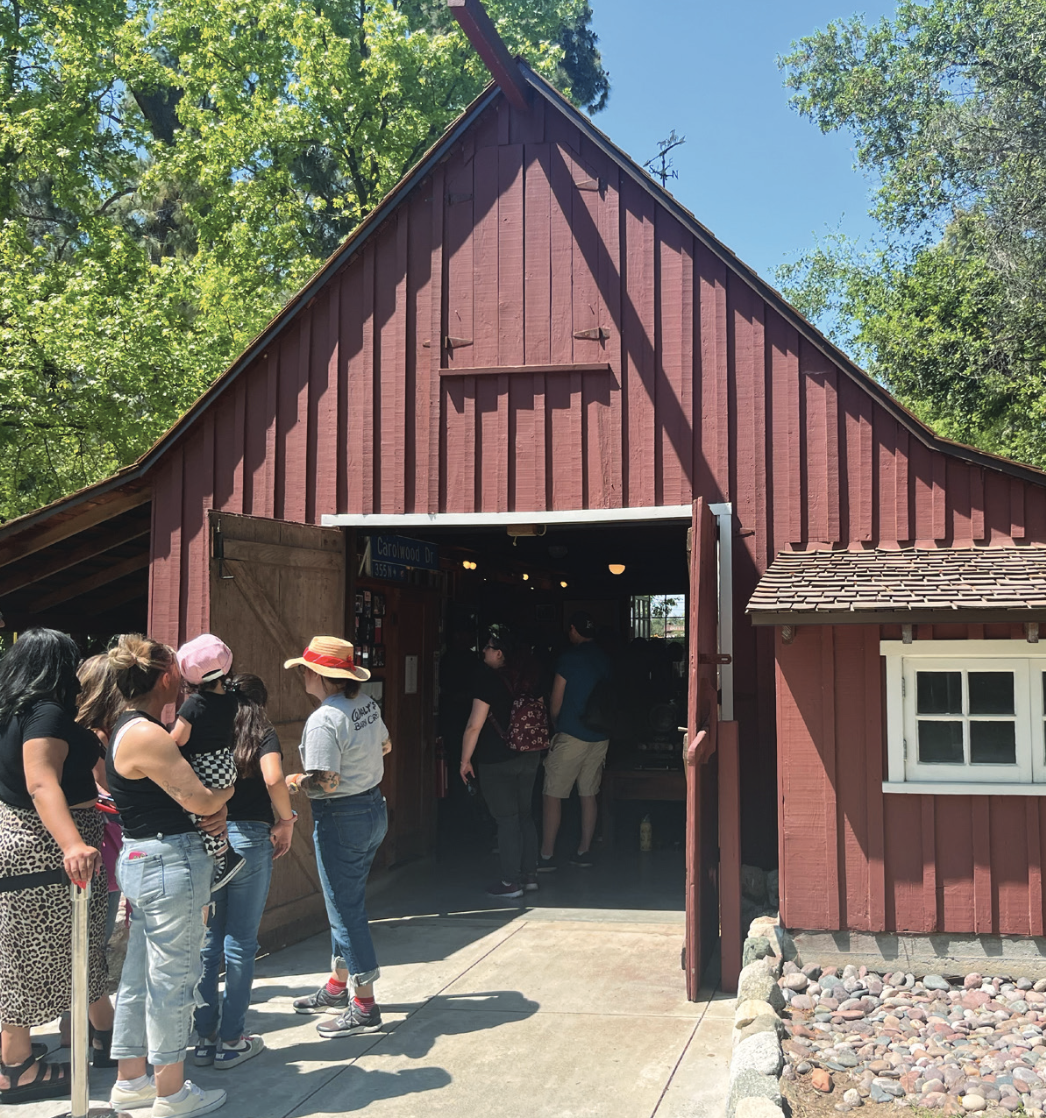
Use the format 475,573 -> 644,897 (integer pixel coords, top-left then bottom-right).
366,535 -> 439,582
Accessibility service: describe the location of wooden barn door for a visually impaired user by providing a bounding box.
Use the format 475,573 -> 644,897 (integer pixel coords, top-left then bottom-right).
208,511 -> 345,951
685,498 -> 720,1000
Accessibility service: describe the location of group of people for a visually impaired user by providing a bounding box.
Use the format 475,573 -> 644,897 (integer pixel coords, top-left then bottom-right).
457,610 -> 612,899
0,627 -> 390,1118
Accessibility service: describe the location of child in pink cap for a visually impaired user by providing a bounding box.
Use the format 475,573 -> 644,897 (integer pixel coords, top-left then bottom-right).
172,634 -> 245,889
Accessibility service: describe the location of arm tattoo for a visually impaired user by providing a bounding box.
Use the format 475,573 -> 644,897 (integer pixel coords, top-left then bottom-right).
162,781 -> 184,801
302,770 -> 341,793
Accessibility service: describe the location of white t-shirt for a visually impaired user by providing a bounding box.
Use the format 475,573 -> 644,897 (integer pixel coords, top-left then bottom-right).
298,692 -> 386,798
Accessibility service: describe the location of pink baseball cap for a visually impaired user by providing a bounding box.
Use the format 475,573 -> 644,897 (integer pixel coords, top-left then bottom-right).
177,633 -> 233,685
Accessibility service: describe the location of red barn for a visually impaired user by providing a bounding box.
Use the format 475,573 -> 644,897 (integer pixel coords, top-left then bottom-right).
4,0 -> 1046,992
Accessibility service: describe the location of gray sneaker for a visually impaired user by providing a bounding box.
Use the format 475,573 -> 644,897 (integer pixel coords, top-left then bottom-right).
293,985 -> 349,1014
316,1002 -> 383,1038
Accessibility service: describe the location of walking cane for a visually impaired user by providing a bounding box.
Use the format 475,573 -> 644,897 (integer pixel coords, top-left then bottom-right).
57,879 -> 129,1118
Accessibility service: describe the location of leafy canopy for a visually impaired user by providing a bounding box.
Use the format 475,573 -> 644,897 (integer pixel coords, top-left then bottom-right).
0,0 -> 609,519
778,0 -> 1046,467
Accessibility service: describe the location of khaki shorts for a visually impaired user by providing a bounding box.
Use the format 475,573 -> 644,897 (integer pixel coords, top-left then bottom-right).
543,732 -> 610,798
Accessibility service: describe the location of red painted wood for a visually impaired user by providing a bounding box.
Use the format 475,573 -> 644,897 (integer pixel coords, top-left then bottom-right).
769,313 -> 801,547
834,625 -> 870,929
211,389 -> 241,516
1032,802 -> 1045,937
310,287 -> 339,522
719,719 -> 741,993
427,168 -> 444,515
279,323 -> 309,524
839,376 -> 874,542
921,796 -> 938,932
658,214 -> 691,506
803,340 -> 832,544
498,143 -> 524,511
820,626 -> 841,928
148,448 -> 183,649
882,794 -> 923,932
407,190 -> 432,514
895,427 -> 910,542
377,214 -> 408,514
992,797 -> 1029,933
971,468 -> 986,540
340,264 -> 364,513
622,175 -> 656,507
181,421 -> 212,641
972,797 -> 993,933
695,244 -> 729,503
521,144 -> 551,511
594,151 -> 623,509
360,247 -> 376,515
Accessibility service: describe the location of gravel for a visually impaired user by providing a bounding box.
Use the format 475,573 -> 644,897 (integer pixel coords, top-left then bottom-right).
781,966 -> 1046,1116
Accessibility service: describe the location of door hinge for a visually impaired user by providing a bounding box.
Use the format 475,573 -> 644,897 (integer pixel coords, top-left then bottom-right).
903,738 -> 908,760
901,677 -> 906,697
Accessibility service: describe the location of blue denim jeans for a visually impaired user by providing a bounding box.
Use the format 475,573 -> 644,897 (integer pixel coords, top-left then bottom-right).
111,832 -> 212,1066
195,821 -> 274,1043
311,787 -> 387,985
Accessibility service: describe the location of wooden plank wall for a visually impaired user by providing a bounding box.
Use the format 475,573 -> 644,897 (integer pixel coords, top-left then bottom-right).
777,622 -> 1046,935
146,91 -> 1046,865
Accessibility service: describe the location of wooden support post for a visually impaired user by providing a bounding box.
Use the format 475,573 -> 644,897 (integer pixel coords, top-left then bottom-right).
448,0 -> 531,112
718,720 -> 742,993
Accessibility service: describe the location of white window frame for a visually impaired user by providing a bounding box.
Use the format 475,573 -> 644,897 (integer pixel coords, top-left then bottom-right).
881,640 -> 1046,795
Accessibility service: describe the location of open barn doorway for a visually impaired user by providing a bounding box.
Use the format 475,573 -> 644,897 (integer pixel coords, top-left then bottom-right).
340,507 -> 729,994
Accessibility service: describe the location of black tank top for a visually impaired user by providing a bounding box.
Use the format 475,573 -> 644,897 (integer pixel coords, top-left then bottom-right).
105,710 -> 196,839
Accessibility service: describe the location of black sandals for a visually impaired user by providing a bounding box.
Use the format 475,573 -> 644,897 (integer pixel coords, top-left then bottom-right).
0,1053 -> 71,1104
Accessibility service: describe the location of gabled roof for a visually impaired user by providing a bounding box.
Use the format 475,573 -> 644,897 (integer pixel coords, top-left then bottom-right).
3,59 -> 1045,544
747,547 -> 1046,626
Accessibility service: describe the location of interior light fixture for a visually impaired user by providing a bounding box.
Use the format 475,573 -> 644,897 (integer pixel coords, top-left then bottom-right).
462,560 -> 477,570
522,573 -> 529,581
560,580 -> 568,589
608,563 -> 626,576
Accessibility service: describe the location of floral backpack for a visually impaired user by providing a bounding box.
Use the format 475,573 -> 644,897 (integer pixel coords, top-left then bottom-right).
488,676 -> 550,753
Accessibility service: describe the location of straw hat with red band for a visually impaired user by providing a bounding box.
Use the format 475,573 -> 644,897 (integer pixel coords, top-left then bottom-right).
283,636 -> 371,682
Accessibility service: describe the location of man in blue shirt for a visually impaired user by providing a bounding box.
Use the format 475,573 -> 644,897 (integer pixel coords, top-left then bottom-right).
538,611 -> 611,870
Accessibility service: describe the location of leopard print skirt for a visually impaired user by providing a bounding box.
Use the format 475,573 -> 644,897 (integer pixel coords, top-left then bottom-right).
0,802 -> 109,1027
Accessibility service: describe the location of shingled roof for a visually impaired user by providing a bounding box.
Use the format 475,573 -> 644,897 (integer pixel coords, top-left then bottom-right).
747,548 -> 1046,626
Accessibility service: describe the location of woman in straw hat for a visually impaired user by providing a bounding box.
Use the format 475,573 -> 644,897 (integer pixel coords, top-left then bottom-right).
283,636 -> 391,1038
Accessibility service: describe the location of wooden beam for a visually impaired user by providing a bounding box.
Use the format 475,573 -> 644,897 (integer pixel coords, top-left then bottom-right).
0,487 -> 150,568
439,362 -> 612,378
448,0 -> 531,112
31,552 -> 150,612
74,576 -> 149,619
1,523 -> 150,596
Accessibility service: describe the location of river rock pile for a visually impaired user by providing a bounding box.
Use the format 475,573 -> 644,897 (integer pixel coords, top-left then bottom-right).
781,963 -> 1046,1115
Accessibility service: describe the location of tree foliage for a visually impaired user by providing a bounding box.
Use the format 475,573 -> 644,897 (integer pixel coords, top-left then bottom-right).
0,0 -> 609,518
778,0 -> 1046,467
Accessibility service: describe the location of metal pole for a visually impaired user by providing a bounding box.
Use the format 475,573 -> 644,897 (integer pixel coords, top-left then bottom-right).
69,881 -> 90,1118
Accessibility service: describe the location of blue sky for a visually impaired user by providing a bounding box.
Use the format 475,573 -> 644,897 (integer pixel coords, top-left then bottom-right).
589,0 -> 898,285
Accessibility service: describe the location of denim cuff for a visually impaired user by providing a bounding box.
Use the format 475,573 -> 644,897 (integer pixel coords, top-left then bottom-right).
332,956 -> 380,987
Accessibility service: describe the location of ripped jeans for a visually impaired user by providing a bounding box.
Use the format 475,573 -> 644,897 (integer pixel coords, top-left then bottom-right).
111,832 -> 212,1067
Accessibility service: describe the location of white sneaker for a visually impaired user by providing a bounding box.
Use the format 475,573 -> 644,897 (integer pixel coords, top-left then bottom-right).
152,1080 -> 227,1118
110,1077 -> 157,1111
213,1034 -> 264,1069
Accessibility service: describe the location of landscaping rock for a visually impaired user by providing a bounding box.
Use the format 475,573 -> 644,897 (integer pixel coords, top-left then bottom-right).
736,1015 -> 786,1045
731,1032 -> 784,1079
743,937 -> 774,968
741,864 -> 768,905
735,999 -> 778,1030
735,1097 -> 786,1118
727,1070 -> 783,1118
812,1069 -> 832,1092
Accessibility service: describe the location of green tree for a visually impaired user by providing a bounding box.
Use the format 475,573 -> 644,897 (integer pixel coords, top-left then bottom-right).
778,0 -> 1046,466
0,0 -> 608,519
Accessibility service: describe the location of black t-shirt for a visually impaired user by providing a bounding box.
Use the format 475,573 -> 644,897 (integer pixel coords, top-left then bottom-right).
177,691 -> 238,758
227,729 -> 283,824
472,664 -> 515,767
0,699 -> 99,810
106,710 -> 197,839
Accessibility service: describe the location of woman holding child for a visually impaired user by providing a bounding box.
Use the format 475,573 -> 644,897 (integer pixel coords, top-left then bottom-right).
105,634 -> 233,1118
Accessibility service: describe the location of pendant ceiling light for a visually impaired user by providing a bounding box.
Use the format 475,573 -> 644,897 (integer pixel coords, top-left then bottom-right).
608,563 -> 626,576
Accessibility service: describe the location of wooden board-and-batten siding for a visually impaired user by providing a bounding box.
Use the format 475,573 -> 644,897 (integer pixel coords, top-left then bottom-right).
145,83 -> 1046,866
777,622 -> 1046,937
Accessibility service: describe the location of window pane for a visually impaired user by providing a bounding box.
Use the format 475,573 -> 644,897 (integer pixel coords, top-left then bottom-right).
917,672 -> 962,715
970,721 -> 1017,765
918,720 -> 964,763
968,672 -> 1014,715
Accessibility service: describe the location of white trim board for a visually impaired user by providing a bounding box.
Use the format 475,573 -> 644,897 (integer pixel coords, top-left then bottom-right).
321,506 -> 694,528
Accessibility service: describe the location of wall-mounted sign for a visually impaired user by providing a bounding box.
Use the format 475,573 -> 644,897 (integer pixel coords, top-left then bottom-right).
366,535 -> 439,582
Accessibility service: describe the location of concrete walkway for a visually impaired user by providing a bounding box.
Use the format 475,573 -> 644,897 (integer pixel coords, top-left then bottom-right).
20,851 -> 733,1118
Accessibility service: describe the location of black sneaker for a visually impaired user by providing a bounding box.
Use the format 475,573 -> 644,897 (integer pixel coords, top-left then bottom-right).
485,880 -> 524,899
293,985 -> 349,1015
536,855 -> 559,873
521,873 -> 539,893
212,849 -> 246,891
316,1002 -> 383,1038
569,850 -> 594,868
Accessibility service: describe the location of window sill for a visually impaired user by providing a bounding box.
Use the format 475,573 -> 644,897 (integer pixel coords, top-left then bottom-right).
883,782 -> 1046,796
